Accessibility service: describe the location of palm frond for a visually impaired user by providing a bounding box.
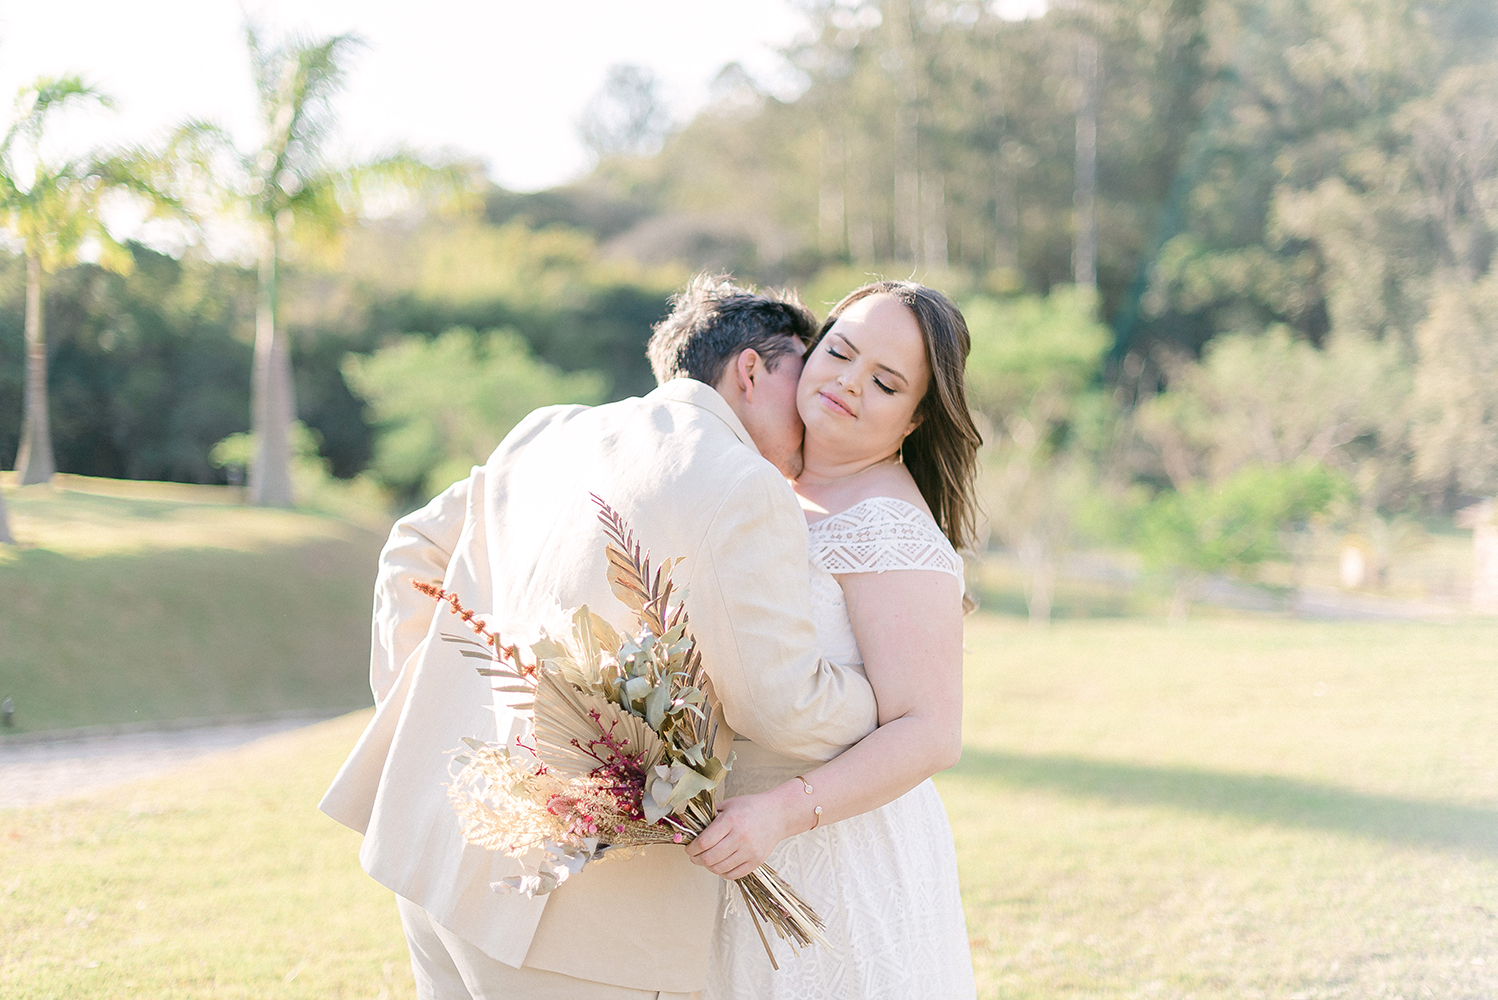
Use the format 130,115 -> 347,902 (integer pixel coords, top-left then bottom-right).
343,150 -> 482,215
594,494 -> 675,635
3,76 -> 112,163
533,669 -> 664,780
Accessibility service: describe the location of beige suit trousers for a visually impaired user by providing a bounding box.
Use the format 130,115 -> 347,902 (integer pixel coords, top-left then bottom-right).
397,896 -> 699,1000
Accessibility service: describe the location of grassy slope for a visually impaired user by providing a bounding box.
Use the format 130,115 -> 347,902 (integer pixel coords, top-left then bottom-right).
5,615 -> 1498,997
0,477 -> 387,733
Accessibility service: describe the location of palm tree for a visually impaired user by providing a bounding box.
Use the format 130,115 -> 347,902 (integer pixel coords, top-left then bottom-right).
0,77 -> 167,485
206,25 -> 470,507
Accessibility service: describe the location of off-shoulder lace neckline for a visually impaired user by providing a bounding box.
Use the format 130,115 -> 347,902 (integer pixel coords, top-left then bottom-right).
805,495 -> 933,532
805,495 -> 963,582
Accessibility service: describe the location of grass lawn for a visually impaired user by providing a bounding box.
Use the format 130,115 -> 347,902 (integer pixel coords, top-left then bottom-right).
950,615 -> 1498,999
5,614 -> 1497,997
0,476 -> 387,733
1,712 -> 412,999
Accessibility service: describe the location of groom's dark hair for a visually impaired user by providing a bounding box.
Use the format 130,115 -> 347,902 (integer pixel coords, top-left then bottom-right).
647,272 -> 818,387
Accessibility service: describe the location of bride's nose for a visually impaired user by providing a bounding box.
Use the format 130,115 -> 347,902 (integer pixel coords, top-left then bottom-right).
836,374 -> 858,394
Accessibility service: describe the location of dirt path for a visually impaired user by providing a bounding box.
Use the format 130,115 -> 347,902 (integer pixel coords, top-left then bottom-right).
0,714 -> 346,810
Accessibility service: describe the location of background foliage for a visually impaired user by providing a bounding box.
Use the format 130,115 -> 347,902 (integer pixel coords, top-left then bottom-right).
3,0 -> 1497,593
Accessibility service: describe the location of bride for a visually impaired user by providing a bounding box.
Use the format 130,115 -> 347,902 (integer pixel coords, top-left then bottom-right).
688,281 -> 981,998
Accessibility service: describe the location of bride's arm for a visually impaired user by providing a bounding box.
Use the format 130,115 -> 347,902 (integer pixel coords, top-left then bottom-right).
685,567 -> 963,880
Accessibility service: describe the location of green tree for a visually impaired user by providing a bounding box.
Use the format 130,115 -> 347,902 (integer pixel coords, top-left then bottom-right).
1137,462 -> 1341,618
343,327 -> 604,505
193,25 -> 471,507
1412,275 -> 1498,497
0,77 -> 170,485
1134,327 -> 1412,509
965,285 -> 1112,622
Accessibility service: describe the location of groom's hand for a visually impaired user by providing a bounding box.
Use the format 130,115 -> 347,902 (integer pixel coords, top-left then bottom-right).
685,785 -> 804,881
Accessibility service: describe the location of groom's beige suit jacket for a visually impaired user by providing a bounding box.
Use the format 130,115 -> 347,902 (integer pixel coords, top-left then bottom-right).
320,378 -> 878,995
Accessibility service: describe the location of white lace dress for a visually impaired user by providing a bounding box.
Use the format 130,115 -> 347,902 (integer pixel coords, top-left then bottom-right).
705,497 -> 977,1000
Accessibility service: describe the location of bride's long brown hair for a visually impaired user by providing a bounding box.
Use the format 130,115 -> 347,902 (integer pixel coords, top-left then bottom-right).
812,281 -> 983,550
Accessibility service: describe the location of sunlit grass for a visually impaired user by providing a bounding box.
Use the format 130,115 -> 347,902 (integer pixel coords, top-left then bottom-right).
5,616 -> 1497,997
0,712 -> 413,999
944,614 -> 1498,998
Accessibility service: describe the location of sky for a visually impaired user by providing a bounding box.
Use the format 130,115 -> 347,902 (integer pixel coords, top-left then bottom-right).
0,0 -> 1047,193
0,0 -> 812,192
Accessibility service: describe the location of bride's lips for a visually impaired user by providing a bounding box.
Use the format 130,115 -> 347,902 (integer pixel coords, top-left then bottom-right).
818,390 -> 854,417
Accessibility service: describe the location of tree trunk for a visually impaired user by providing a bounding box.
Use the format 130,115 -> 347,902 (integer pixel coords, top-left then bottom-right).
818,122 -> 848,259
993,140 -> 1019,277
1474,511 -> 1498,614
849,159 -> 877,264
1019,533 -> 1055,626
1073,19 -> 1099,290
922,169 -> 948,271
0,485 -> 14,545
893,0 -> 922,266
14,254 -> 55,485
1168,574 -> 1196,622
249,227 -> 296,507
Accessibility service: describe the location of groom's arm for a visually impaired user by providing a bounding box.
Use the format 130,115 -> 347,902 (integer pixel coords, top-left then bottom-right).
368,475 -> 473,703
690,465 -> 879,762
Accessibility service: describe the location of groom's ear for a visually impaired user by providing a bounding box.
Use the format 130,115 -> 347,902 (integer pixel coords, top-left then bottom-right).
735,349 -> 764,400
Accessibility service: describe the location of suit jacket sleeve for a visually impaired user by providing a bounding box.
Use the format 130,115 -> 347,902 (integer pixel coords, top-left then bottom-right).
692,464 -> 879,761
369,475 -> 473,704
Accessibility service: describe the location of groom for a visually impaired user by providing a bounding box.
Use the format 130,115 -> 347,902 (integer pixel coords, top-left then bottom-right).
320,273 -> 878,999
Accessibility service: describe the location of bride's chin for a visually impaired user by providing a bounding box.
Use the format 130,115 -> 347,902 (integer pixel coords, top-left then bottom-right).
804,426 -> 884,464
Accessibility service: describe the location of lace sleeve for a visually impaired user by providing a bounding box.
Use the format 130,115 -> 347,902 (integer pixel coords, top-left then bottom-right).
807,496 -> 964,583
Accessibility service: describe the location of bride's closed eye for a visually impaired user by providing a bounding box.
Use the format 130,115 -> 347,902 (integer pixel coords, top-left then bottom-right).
826,345 -> 897,395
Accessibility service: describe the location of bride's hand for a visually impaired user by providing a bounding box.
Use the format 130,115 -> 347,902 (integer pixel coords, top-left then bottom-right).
684,784 -> 806,881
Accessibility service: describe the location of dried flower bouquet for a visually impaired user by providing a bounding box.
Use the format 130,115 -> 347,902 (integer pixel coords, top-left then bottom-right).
421,496 -> 827,966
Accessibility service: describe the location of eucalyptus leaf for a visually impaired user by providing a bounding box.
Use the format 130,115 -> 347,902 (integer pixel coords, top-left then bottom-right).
666,766 -> 719,810
644,677 -> 671,729
623,676 -> 652,702
642,797 -> 670,825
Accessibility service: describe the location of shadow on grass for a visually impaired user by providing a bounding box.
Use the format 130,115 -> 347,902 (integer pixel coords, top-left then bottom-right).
9,489 -> 201,522
952,748 -> 1498,856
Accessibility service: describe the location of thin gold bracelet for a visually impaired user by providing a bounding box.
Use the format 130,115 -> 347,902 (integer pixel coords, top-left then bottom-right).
794,775 -> 823,830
